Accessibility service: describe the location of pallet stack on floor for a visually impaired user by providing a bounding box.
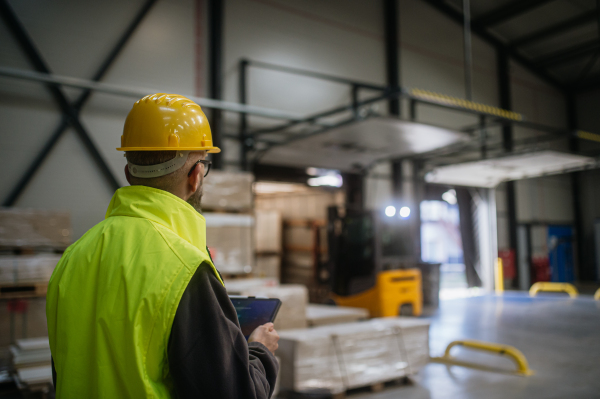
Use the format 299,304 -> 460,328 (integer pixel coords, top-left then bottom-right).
0,208 -> 70,393
10,337 -> 52,394
277,318 -> 430,397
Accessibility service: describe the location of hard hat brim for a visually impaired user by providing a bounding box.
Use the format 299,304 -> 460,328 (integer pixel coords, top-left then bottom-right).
116,146 -> 221,153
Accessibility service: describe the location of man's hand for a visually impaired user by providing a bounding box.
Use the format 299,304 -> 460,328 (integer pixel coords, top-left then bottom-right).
248,323 -> 279,354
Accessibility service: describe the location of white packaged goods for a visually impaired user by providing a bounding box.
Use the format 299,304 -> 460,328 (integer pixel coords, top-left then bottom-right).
0,209 -> 71,249
277,318 -> 430,394
0,255 -> 61,285
224,278 -> 279,294
254,255 -> 281,280
201,171 -> 254,211
255,210 -> 282,253
205,213 -> 253,275
306,305 -> 369,327
237,284 -> 308,330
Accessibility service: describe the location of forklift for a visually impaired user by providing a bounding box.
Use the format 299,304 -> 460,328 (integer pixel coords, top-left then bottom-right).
326,206 -> 423,317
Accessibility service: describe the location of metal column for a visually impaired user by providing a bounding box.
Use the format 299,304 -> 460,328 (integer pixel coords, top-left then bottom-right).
207,0 -> 224,169
567,94 -> 587,280
498,47 -> 519,287
383,0 -> 400,116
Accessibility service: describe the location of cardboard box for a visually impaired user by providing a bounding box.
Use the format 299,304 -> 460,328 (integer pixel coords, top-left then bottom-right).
0,209 -> 71,249
205,213 -> 254,275
202,171 -> 253,211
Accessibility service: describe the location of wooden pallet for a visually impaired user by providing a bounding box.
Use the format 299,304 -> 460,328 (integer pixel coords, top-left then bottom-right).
0,282 -> 48,299
288,377 -> 411,398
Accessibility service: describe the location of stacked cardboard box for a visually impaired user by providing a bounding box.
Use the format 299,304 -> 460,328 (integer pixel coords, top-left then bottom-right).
277,318 -> 430,394
255,210 -> 282,280
202,171 -> 254,211
0,209 -> 71,250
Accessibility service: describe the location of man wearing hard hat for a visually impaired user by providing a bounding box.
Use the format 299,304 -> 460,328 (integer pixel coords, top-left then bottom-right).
46,94 -> 279,398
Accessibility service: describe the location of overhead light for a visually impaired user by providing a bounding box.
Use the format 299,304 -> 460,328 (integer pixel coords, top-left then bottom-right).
399,206 -> 411,218
442,189 -> 457,205
385,206 -> 397,217
307,174 -> 343,187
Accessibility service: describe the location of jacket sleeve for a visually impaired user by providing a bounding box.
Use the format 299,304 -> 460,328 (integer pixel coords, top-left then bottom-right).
168,263 -> 279,399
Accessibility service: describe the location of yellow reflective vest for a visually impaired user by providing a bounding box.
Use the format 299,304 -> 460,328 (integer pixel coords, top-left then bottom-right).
46,185 -> 223,398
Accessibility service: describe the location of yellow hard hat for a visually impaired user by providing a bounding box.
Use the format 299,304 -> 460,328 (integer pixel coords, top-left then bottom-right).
117,93 -> 220,153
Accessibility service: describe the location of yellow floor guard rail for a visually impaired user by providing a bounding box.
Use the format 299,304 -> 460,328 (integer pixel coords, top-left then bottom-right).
529,282 -> 578,298
594,288 -> 600,301
430,340 -> 534,376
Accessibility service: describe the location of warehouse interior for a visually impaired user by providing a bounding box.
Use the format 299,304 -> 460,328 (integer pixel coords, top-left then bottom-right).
1,0 -> 600,397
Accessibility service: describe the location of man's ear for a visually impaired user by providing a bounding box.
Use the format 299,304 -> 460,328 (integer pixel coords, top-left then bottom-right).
187,162 -> 201,193
124,165 -> 132,185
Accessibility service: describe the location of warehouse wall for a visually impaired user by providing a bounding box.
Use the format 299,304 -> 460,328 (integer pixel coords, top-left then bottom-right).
0,0 -> 586,252
0,0 -> 203,238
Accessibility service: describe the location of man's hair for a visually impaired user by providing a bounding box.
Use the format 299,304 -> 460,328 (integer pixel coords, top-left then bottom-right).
125,151 -> 191,192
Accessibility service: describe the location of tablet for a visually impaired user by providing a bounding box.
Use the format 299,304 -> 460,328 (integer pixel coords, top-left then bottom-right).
230,296 -> 282,340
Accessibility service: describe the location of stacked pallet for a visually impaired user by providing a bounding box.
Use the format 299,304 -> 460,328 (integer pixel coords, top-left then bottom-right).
11,337 -> 52,393
277,318 -> 430,395
202,171 -> 255,276
0,209 -> 69,372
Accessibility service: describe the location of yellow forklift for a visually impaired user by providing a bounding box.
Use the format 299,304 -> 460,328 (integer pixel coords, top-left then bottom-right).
326,206 -> 423,317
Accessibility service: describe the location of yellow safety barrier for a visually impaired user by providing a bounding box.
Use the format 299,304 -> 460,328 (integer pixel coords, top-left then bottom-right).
430,340 -> 534,376
495,258 -> 504,294
529,282 -> 578,298
594,288 -> 600,301
410,88 -> 523,121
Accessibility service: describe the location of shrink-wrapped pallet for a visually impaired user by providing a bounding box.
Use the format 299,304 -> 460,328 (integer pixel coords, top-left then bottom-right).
306,304 -> 369,327
0,255 -> 61,285
255,210 -> 281,253
202,171 -> 253,211
277,318 -> 430,394
0,209 -> 71,249
205,213 -> 253,275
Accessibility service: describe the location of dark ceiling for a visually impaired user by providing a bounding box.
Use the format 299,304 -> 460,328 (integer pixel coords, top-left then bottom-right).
429,0 -> 599,92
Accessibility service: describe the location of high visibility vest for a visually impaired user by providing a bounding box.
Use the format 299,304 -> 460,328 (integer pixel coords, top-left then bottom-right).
46,185 -> 223,398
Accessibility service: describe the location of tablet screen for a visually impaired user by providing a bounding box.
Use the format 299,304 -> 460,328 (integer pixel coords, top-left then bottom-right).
230,297 -> 281,339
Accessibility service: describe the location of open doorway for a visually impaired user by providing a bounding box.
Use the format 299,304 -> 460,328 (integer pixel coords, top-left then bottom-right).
420,200 -> 471,299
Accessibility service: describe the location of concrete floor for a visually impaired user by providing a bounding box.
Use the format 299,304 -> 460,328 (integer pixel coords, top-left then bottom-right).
354,292 -> 600,399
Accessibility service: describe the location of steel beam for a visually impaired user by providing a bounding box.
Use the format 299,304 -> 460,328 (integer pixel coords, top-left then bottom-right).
0,0 -> 123,206
422,0 -> 564,90
0,67 -> 303,120
534,39 -> 599,67
246,59 -> 387,91
509,11 -> 596,48
207,0 -> 224,169
473,0 -> 555,27
383,0 -> 400,116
